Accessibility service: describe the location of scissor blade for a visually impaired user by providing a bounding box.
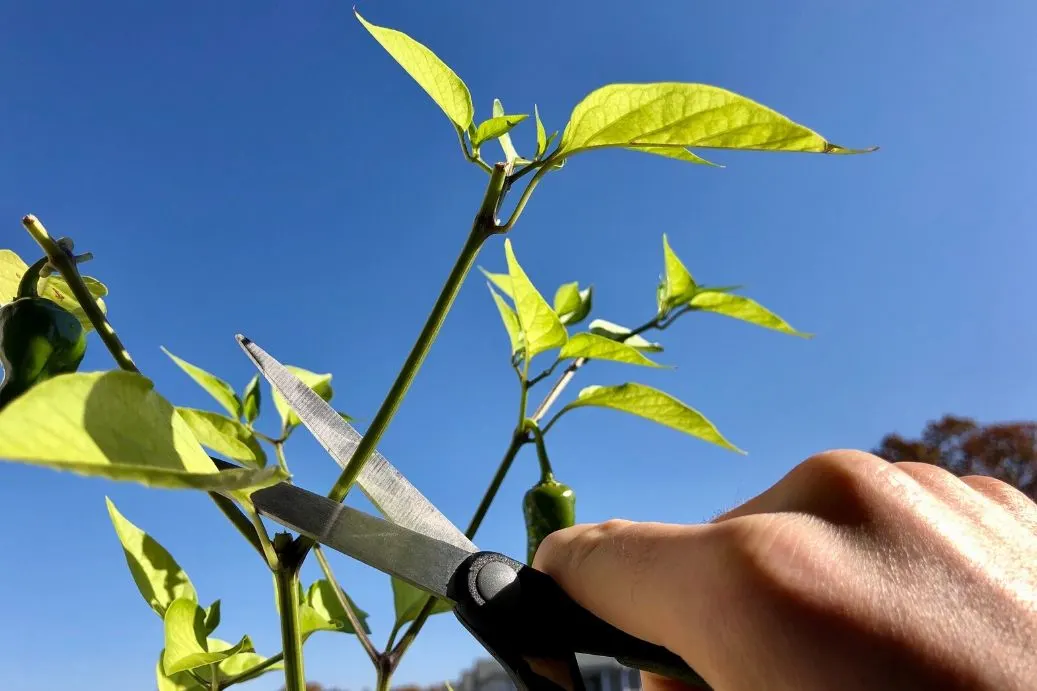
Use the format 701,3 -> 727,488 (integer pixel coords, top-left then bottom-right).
236,335 -> 476,553
252,480 -> 473,601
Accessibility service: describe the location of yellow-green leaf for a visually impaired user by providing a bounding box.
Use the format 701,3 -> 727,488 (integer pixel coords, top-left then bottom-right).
177,408 -> 267,468
306,579 -> 371,635
626,145 -> 719,167
504,239 -> 568,360
392,576 -> 453,626
479,267 -> 514,300
558,82 -> 875,159
212,648 -> 284,682
660,234 -> 697,310
106,497 -> 197,618
563,383 -> 743,453
488,284 -> 523,356
559,333 -> 663,368
156,653 -> 204,691
163,598 -> 253,674
472,113 -> 529,148
242,374 -> 261,424
690,291 -> 812,337
355,10 -> 474,130
162,347 -> 241,419
271,366 -> 333,431
0,249 -> 108,331
491,99 -> 523,164
203,600 -> 220,635
0,371 -> 286,492
553,282 -> 593,327
587,319 -> 663,352
534,105 -> 548,159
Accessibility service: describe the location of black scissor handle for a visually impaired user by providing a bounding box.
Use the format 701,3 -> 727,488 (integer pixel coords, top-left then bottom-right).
448,551 -> 712,691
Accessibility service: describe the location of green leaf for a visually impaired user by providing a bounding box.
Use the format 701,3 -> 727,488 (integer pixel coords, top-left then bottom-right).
203,600 -> 221,636
177,408 -> 267,468
213,648 -> 284,682
504,239 -> 568,360
562,383 -> 743,453
392,576 -> 453,626
163,598 -> 253,674
557,83 -> 875,159
355,10 -> 474,130
306,579 -> 371,635
0,249 -> 108,331
689,291 -> 812,337
338,410 -> 355,423
0,371 -> 287,491
491,99 -> 524,165
271,366 -> 333,431
471,113 -> 529,149
534,105 -> 548,159
660,234 -> 697,308
553,282 -> 593,327
559,333 -> 663,368
161,348 -> 241,420
106,497 -> 197,618
626,145 -> 720,167
488,284 -> 523,356
156,653 -> 205,691
241,374 -> 261,424
478,267 -> 514,300
587,319 -> 663,352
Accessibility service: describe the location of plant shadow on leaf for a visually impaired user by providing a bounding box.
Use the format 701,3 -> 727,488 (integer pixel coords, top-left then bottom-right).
83,372 -> 181,468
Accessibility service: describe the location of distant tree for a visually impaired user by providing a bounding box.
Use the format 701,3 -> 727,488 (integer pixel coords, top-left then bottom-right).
872,414 -> 1037,499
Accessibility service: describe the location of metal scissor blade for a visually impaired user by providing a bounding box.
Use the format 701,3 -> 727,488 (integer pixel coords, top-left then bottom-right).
251,480 -> 474,601
236,335 -> 476,553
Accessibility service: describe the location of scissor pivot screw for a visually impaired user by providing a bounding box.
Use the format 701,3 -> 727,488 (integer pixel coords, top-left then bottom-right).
475,559 -> 517,601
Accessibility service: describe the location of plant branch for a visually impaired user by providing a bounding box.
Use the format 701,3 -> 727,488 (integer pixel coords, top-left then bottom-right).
273,549 -> 306,691
219,652 -> 285,689
526,357 -> 562,388
523,419 -> 553,478
499,163 -> 552,232
186,669 -> 209,688
209,490 -> 277,568
313,545 -> 380,664
456,124 -> 493,174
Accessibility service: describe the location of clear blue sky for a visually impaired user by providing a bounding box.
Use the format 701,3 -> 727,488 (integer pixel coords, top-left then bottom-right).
1,2 -> 1035,690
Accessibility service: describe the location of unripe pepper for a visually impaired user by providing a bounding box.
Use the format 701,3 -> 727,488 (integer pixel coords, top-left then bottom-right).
521,419 -> 576,564
0,257 -> 87,410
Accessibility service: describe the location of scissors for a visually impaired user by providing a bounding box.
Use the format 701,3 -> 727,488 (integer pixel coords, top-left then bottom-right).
233,335 -> 711,691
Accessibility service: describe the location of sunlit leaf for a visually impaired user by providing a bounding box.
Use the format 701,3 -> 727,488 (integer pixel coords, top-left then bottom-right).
488,284 -> 523,356
562,383 -> 743,453
212,647 -> 284,683
534,105 -> 548,159
162,348 -> 241,419
626,145 -> 719,167
504,239 -> 568,359
0,371 -> 287,491
472,113 -> 528,149
0,249 -> 108,331
163,598 -> 252,674
559,333 -> 663,368
271,366 -> 333,431
478,267 -> 514,300
106,497 -> 197,618
203,600 -> 221,636
156,653 -> 204,691
241,374 -> 261,425
553,282 -> 593,327
355,10 -> 474,130
392,577 -> 453,626
660,234 -> 696,309
177,408 -> 266,468
690,291 -> 811,337
306,579 -> 371,634
587,319 -> 663,352
557,83 -> 875,159
487,99 -> 524,165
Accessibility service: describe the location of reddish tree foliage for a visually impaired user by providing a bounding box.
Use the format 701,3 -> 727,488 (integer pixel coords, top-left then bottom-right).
873,414 -> 1037,499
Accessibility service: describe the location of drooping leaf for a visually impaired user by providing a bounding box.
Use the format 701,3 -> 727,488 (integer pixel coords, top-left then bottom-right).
241,374 -> 261,424
534,105 -> 548,159
156,653 -> 205,691
162,348 -> 241,419
392,576 -> 453,626
162,598 -> 253,674
504,239 -> 568,360
489,99 -> 524,165
0,249 -> 108,331
559,333 -> 663,368
106,497 -> 197,618
355,10 -> 474,130
626,145 -> 720,167
203,600 -> 221,636
0,371 -> 287,491
553,282 -> 593,326
690,291 -> 811,337
478,267 -> 514,300
557,83 -> 875,159
488,284 -> 523,356
562,383 -> 743,453
660,234 -> 696,309
271,366 -> 333,431
306,579 -> 371,634
587,319 -> 663,352
177,408 -> 267,468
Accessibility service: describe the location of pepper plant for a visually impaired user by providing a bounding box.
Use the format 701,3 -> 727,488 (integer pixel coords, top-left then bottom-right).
0,9 -> 874,691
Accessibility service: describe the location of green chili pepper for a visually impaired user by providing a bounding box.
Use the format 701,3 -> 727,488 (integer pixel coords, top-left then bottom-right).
521,418 -> 576,564
0,257 -> 87,410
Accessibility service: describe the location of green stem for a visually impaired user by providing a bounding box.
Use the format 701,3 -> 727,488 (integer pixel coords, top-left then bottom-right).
375,658 -> 394,691
523,419 -> 553,480
219,652 -> 285,688
313,545 -> 380,663
456,124 -> 493,174
291,164 -> 509,564
499,163 -> 553,231
274,441 -> 289,473
21,214 -> 138,372
16,257 -> 47,299
186,670 -> 209,688
209,490 -> 276,568
273,556 -> 306,691
209,663 -> 219,691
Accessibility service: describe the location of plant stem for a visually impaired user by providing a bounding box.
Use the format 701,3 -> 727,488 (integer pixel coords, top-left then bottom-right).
273,547 -> 306,691
291,164 -> 509,565
274,441 -> 289,473
313,545 -> 380,664
523,419 -> 553,479
456,124 -> 493,174
209,663 -> 219,691
219,651 -> 285,688
375,657 -> 394,691
16,257 -> 48,299
499,163 -> 552,232
22,214 -> 138,372
209,490 -> 276,567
